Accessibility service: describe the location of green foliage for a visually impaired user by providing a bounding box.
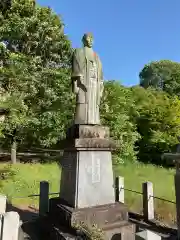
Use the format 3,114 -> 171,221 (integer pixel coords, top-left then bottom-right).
101,81 -> 140,163
0,0 -> 179,167
73,222 -> 104,240
131,86 -> 180,164
0,0 -> 73,149
139,60 -> 180,96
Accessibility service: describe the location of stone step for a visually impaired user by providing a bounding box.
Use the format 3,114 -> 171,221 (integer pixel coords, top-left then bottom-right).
49,198 -> 129,228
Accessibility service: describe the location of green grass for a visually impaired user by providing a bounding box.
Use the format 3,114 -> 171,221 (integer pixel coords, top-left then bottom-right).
0,161 -> 176,224
0,163 -> 60,206
114,162 -> 176,224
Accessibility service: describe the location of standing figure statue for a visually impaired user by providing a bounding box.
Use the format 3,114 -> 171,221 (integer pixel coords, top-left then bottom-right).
71,33 -> 104,125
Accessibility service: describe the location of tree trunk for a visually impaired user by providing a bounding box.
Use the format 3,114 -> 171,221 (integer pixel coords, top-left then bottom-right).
11,140 -> 16,164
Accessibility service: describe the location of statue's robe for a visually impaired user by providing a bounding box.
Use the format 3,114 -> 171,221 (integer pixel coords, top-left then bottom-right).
71,47 -> 103,125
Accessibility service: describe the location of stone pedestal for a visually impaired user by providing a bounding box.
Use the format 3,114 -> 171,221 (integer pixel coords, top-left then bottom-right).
59,125 -> 117,208
49,124 -> 135,239
48,198 -> 135,239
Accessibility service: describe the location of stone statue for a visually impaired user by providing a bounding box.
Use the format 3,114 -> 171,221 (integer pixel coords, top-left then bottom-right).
71,33 -> 103,125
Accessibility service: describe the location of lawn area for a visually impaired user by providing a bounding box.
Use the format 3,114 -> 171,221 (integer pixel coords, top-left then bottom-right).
0,161 -> 176,225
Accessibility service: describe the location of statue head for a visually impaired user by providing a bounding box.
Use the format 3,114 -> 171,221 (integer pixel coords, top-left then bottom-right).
82,32 -> 93,48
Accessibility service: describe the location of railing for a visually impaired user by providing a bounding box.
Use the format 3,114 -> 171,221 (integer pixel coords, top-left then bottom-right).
5,178 -> 176,223
5,182 -> 60,217
115,176 -> 176,226
0,177 -> 177,239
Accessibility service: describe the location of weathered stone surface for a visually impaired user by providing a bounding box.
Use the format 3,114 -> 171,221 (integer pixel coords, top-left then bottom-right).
0,194 -> 6,214
71,33 -> 103,125
49,198 -> 128,227
66,124 -> 110,139
49,198 -> 135,240
0,215 -> 2,238
59,151 -> 115,208
2,211 -> 20,240
75,138 -> 118,149
61,138 -> 119,151
105,222 -> 135,240
59,152 -> 77,208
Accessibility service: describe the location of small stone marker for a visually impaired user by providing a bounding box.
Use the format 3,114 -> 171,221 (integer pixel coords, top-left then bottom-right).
0,195 -> 6,239
136,230 -> 162,240
143,182 -> 154,220
2,211 -> 20,240
0,195 -> 6,214
0,214 -> 3,238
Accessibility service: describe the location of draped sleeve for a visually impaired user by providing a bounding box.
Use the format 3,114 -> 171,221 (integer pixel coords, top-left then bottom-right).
71,49 -> 83,78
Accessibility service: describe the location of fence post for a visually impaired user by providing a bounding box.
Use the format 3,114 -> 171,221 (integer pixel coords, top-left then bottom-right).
0,195 -> 6,214
115,176 -> 124,203
142,182 -> 154,220
39,181 -> 49,216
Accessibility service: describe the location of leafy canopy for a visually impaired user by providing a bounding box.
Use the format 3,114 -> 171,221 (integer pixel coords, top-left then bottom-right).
101,81 -> 140,163
0,0 -> 73,148
139,60 -> 180,96
132,86 -> 180,164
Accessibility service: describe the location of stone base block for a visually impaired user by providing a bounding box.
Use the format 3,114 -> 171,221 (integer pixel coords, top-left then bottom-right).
66,124 -> 110,139
61,138 -> 118,150
49,198 -> 128,227
61,124 -> 120,151
104,221 -> 135,240
48,198 -> 135,239
59,150 -> 115,208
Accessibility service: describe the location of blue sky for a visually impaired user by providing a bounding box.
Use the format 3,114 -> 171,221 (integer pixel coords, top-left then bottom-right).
37,0 -> 180,86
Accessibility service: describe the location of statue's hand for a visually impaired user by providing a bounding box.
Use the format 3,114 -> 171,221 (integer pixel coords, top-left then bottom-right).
79,76 -> 87,92
74,84 -> 79,94
72,79 -> 79,94
74,85 -> 79,94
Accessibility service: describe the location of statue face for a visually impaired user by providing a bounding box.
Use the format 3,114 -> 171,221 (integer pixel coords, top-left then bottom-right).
83,35 -> 93,48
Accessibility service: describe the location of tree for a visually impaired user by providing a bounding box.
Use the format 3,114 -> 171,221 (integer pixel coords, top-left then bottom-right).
0,0 -> 73,162
139,60 -> 180,96
100,81 -> 140,164
131,86 -> 180,165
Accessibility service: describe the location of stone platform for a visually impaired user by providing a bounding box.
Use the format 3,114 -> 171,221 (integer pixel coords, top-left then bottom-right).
48,197 -> 135,240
